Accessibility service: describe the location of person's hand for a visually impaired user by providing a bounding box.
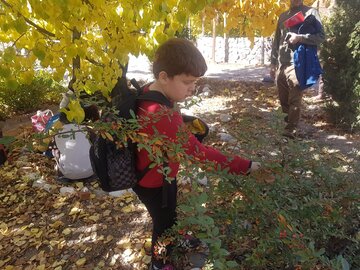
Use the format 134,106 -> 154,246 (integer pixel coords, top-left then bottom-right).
249,162 -> 261,173
270,64 -> 276,80
288,33 -> 302,44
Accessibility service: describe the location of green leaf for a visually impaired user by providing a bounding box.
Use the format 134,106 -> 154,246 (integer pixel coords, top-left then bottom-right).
0,136 -> 16,147
0,66 -> 11,78
178,205 -> 193,212
3,47 -> 16,63
13,17 -> 28,34
226,260 -> 239,268
33,48 -> 46,61
6,78 -> 19,90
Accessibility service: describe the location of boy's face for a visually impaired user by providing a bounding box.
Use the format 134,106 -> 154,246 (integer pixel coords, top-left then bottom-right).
162,73 -> 199,102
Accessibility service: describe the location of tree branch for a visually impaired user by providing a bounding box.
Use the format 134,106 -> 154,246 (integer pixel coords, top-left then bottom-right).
11,32 -> 25,47
1,0 -> 56,38
85,56 -> 105,67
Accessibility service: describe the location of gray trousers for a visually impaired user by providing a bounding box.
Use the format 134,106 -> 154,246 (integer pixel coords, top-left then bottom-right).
277,65 -> 303,131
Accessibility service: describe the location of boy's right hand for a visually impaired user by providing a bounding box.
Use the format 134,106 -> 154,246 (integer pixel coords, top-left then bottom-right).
249,162 -> 261,173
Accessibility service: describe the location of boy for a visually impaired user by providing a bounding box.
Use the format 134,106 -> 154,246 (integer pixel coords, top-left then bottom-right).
133,38 -> 261,270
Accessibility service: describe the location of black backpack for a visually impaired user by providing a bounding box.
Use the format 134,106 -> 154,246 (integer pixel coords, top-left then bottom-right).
89,78 -> 172,192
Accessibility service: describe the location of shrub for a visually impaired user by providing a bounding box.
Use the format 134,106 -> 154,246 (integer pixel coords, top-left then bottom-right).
321,0 -> 360,131
174,138 -> 359,269
0,72 -> 65,117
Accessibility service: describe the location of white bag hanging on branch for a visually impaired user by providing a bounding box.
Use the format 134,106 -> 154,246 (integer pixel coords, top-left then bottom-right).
53,124 -> 94,180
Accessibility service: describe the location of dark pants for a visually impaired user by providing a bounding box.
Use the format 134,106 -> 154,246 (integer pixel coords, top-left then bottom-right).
277,64 -> 303,131
133,180 -> 177,267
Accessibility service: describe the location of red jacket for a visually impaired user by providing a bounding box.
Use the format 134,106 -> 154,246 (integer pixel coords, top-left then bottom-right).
136,91 -> 251,188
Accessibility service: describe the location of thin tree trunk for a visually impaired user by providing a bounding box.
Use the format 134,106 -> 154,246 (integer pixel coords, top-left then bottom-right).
68,27 -> 81,91
212,13 -> 217,63
187,18 -> 191,39
201,13 -> 205,36
223,12 -> 228,63
260,37 -> 265,65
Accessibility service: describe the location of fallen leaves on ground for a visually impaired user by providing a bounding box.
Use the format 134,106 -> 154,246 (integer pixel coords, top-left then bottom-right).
1,78 -> 359,269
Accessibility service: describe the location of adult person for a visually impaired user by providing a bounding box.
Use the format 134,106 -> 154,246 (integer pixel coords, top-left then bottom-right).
270,0 -> 325,138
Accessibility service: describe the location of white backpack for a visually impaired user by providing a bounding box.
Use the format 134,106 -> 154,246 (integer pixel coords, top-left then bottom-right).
53,124 -> 94,180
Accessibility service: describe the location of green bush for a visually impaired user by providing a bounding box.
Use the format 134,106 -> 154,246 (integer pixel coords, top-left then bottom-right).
173,138 -> 359,269
0,72 -> 65,117
321,0 -> 360,131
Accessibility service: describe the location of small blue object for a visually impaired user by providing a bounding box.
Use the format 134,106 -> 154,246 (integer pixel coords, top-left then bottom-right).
45,113 -> 60,132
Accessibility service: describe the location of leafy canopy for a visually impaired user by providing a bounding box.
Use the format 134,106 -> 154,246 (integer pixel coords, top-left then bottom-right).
0,0 -> 215,96
191,0 -> 315,42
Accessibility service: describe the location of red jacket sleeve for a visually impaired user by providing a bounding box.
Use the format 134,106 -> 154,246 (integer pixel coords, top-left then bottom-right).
136,101 -> 251,187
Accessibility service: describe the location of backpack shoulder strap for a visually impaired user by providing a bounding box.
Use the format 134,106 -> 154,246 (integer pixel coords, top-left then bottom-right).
137,90 -> 172,108
130,78 -> 172,108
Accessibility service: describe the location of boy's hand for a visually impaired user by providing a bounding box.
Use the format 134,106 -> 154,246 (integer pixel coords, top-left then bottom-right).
249,162 -> 261,173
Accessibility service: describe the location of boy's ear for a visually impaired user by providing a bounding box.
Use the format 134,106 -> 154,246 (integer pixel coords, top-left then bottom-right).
158,71 -> 169,84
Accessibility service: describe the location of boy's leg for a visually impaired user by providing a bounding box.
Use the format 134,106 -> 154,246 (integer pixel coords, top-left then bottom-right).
134,180 -> 177,268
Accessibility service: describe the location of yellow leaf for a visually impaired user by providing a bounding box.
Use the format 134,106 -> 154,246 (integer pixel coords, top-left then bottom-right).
60,99 -> 85,124
278,214 -> 287,227
75,258 -> 86,266
62,228 -> 72,235
31,228 -> 39,234
125,196 -> 134,203
0,257 -> 11,267
69,206 -> 81,215
36,264 -> 46,270
51,220 -> 64,229
121,204 -> 135,213
103,210 -> 111,216
75,182 -> 84,189
88,215 -> 100,222
104,132 -> 113,141
0,222 -> 9,235
142,255 -> 151,264
104,235 -> 114,243
97,260 -> 105,267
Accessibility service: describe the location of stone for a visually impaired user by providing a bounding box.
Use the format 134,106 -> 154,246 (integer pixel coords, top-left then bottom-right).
217,132 -> 237,143
59,186 -> 76,195
32,177 -> 53,192
109,189 -> 135,197
219,114 -> 232,122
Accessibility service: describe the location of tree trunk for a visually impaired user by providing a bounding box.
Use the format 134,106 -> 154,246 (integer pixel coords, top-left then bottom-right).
68,27 -> 81,91
187,18 -> 191,39
201,13 -> 205,36
260,37 -> 265,65
223,12 -> 229,63
212,13 -> 217,63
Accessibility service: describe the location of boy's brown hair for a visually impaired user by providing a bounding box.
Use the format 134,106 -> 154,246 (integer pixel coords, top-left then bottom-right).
152,38 -> 207,79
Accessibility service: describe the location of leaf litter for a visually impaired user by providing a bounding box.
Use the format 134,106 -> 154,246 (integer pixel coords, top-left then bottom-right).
1,78 -> 359,269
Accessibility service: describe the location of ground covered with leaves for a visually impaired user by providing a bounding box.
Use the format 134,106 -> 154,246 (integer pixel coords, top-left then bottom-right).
1,79 -> 359,270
